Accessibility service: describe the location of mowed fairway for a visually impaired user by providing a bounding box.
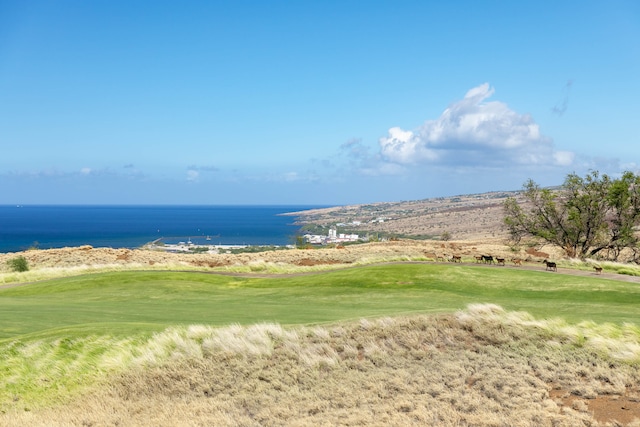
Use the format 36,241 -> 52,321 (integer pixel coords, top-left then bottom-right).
2,263 -> 640,342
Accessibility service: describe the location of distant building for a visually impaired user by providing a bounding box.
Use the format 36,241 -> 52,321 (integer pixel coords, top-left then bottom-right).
303,226 -> 359,245
328,228 -> 337,240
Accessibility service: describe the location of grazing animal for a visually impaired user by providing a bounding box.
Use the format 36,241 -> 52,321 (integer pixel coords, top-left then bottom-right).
496,257 -> 506,266
450,255 -> 462,263
482,255 -> 494,264
511,258 -> 523,266
594,266 -> 603,274
474,255 -> 484,263
543,259 -> 557,272
436,255 -> 445,262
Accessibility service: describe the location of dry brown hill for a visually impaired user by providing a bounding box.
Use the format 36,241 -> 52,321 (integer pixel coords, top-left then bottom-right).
288,190 -> 519,241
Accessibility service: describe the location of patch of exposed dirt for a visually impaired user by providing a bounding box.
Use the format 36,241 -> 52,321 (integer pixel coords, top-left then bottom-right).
550,386 -> 640,425
294,258 -> 348,266
526,247 -> 550,259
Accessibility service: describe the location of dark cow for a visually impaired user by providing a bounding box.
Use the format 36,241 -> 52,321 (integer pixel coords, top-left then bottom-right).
482,255 -> 494,264
543,259 -> 557,272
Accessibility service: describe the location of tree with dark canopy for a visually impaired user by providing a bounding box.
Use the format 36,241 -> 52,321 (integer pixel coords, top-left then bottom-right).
503,171 -> 640,260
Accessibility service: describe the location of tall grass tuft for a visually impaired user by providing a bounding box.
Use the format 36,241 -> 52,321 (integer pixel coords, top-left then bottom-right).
456,303 -> 640,363
0,335 -> 141,411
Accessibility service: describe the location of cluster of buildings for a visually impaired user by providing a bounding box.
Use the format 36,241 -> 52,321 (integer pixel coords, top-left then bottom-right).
336,217 -> 390,226
303,227 -> 360,245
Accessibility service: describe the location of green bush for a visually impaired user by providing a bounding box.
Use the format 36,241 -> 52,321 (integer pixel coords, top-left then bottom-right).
616,268 -> 640,276
7,256 -> 29,272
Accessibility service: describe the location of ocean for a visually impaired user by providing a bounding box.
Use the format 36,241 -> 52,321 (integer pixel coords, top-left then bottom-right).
0,205 -> 320,253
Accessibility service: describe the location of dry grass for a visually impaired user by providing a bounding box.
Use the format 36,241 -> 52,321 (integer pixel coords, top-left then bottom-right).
4,304 -> 640,426
0,239 -> 569,285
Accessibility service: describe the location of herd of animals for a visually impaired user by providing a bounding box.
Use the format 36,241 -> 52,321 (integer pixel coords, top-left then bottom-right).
436,254 -> 603,274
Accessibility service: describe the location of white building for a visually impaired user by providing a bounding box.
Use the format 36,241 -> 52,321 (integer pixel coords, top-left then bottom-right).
303,226 -> 359,245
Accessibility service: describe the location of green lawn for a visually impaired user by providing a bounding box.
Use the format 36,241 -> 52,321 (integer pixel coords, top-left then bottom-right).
2,263 -> 639,342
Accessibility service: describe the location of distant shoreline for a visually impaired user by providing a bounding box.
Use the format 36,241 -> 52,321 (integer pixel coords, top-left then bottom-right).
148,242 -> 295,254
0,205 -> 314,253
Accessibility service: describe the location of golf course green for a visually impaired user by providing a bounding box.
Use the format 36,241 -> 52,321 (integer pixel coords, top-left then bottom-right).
2,263 -> 639,342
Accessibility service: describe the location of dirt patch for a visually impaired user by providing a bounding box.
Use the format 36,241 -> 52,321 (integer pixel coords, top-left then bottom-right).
190,259 -> 232,268
294,258 -> 346,266
550,386 -> 640,425
115,249 -> 132,261
526,247 -> 550,259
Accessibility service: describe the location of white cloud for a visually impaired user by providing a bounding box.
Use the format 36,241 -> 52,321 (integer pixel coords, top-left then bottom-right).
379,83 -> 574,168
186,170 -> 200,182
553,151 -> 575,166
378,127 -> 439,163
187,164 -> 219,172
283,172 -> 299,182
1,166 -> 149,181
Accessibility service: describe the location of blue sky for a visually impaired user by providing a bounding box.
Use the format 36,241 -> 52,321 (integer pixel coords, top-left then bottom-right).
1,1 -> 638,205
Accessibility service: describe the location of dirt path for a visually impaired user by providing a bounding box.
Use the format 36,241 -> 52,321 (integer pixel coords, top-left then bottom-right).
451,260 -> 640,283
194,260 -> 640,282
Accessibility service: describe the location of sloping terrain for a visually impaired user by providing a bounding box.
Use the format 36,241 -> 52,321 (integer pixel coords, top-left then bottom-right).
3,306 -> 640,426
288,190 -> 520,240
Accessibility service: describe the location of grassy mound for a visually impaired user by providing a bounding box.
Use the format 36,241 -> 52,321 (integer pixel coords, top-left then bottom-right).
3,305 -> 640,426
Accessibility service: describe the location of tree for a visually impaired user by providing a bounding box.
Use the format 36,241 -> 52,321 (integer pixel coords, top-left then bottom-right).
603,171 -> 640,260
504,171 -> 640,260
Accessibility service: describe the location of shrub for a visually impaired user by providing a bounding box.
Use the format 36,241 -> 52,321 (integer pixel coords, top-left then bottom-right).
617,268 -> 640,276
7,256 -> 29,272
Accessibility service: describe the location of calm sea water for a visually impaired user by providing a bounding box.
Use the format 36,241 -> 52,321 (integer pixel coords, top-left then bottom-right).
0,205 -> 319,253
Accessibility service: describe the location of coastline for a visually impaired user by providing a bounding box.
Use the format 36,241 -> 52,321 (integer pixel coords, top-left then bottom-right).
149,242 -> 295,254
0,205 -> 315,254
